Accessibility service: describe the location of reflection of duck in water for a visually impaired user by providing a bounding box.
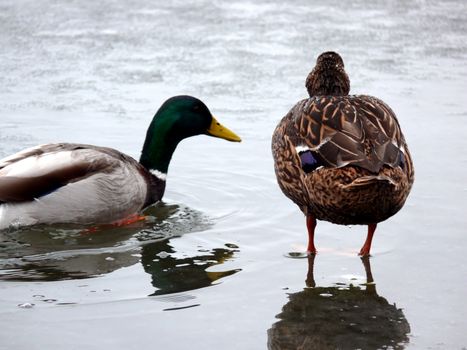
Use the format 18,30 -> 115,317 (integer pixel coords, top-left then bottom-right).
142,240 -> 240,296
268,256 -> 410,349
0,203 -> 240,295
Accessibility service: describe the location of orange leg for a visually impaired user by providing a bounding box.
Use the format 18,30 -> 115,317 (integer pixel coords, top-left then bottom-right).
359,223 -> 377,256
305,254 -> 316,287
82,214 -> 147,234
111,214 -> 147,227
306,215 -> 317,255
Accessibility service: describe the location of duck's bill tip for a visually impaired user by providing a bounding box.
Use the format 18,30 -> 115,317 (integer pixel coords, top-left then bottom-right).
207,116 -> 242,142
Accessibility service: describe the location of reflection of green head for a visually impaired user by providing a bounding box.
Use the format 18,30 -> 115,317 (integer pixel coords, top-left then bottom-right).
141,242 -> 240,296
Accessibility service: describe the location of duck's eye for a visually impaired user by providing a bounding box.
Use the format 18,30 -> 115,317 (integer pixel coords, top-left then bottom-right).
299,150 -> 321,173
193,105 -> 200,111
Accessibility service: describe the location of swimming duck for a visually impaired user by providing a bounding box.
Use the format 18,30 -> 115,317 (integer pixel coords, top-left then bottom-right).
0,95 -> 241,230
272,52 -> 414,256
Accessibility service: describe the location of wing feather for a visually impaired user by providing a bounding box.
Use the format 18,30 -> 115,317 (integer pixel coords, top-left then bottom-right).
272,95 -> 412,209
289,96 -> 408,172
0,143 -> 131,202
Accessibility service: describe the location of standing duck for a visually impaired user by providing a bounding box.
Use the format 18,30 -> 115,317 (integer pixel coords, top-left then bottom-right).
272,52 -> 414,256
0,95 -> 241,230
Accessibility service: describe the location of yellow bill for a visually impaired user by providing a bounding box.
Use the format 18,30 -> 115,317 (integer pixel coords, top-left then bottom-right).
206,116 -> 241,142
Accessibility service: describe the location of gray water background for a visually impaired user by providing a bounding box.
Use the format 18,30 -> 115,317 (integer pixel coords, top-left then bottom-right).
1,0 -> 467,349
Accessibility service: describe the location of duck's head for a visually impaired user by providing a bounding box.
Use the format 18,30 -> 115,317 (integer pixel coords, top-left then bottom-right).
153,95 -> 241,143
305,51 -> 350,97
140,95 -> 241,174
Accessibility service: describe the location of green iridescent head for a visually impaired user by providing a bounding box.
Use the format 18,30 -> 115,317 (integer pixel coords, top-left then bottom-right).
140,95 -> 241,174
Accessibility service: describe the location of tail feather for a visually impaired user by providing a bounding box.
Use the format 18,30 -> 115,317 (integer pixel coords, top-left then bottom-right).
343,175 -> 397,189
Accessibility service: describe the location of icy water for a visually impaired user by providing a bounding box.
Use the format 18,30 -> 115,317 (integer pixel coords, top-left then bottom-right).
1,0 -> 467,349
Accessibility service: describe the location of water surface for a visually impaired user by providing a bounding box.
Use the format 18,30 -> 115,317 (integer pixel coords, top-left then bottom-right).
1,0 -> 467,349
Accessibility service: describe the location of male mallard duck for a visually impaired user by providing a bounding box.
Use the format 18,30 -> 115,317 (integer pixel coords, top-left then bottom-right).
0,95 -> 241,230
272,52 -> 414,256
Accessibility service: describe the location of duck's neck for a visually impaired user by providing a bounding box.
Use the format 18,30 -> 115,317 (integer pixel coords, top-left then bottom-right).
139,117 -> 181,179
306,69 -> 350,96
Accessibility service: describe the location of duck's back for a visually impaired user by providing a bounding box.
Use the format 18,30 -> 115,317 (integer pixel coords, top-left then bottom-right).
273,95 -> 412,174
272,95 -> 414,224
0,143 -> 156,229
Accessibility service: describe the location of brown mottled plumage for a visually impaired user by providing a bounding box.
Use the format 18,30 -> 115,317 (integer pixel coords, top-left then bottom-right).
272,52 -> 414,255
305,51 -> 350,96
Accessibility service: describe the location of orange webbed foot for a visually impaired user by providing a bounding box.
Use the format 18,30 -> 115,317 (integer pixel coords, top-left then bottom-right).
81,214 -> 147,234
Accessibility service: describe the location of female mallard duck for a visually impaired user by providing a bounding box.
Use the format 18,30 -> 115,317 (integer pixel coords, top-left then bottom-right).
0,95 -> 241,230
272,52 -> 414,256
